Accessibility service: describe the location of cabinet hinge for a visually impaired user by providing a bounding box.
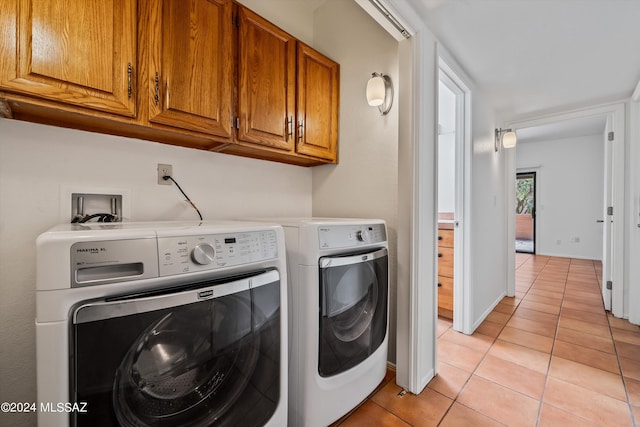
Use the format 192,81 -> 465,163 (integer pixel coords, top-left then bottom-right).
154,72 -> 159,106
607,206 -> 614,215
608,131 -> 614,141
606,280 -> 613,290
127,63 -> 133,99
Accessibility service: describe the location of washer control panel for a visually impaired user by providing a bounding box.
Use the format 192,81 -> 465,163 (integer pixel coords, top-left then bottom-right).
158,230 -> 278,276
318,223 -> 386,249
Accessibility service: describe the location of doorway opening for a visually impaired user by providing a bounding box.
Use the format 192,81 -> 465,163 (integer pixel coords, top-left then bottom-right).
508,104 -> 625,316
436,77 -> 457,321
515,172 -> 536,254
437,58 -> 470,334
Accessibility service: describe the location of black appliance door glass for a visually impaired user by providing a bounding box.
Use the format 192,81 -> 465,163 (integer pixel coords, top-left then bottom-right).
318,249 -> 388,377
71,271 -> 280,427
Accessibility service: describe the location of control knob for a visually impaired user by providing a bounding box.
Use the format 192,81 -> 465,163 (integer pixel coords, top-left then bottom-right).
191,243 -> 215,265
356,229 -> 369,242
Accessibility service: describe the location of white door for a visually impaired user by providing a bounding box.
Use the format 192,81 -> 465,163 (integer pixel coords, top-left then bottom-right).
602,106 -> 625,315
602,118 -> 613,310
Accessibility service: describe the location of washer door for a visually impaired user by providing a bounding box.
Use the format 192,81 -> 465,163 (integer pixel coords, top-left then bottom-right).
71,270 -> 280,427
318,248 -> 388,377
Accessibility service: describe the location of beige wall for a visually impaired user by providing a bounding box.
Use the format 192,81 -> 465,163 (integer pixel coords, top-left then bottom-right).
236,0 -> 315,45
312,0 -> 400,362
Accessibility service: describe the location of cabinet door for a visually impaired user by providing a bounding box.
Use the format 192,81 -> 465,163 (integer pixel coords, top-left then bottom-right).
148,0 -> 233,139
438,246 -> 454,278
296,43 -> 339,162
437,275 -> 453,318
438,229 -> 454,248
0,0 -> 136,117
237,6 -> 296,151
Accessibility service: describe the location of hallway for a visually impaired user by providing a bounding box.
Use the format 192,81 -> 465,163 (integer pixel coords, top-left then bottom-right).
333,254 -> 640,426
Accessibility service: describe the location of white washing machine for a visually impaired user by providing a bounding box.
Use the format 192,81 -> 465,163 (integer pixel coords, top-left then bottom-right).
36,221 -> 288,427
259,218 -> 389,427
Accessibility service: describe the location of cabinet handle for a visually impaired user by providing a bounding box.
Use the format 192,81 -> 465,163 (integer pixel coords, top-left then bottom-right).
127,63 -> 133,99
298,119 -> 304,141
438,253 -> 443,258
287,117 -> 293,138
438,235 -> 443,241
165,81 -> 169,109
154,72 -> 159,106
437,282 -> 442,287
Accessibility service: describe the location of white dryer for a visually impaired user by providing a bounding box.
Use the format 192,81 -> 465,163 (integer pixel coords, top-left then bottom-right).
36,221 -> 288,427
271,218 -> 389,427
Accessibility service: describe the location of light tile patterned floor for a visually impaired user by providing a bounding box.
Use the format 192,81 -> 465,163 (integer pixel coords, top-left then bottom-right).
332,254 -> 640,426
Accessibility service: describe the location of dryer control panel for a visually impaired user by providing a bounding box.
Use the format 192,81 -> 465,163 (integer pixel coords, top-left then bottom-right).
158,230 -> 278,276
318,224 -> 387,249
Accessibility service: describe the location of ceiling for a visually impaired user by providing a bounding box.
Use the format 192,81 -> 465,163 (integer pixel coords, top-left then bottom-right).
402,0 -> 640,124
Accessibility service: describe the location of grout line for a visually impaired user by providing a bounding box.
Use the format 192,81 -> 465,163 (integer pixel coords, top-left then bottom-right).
605,301 -> 638,427
535,257 -> 570,426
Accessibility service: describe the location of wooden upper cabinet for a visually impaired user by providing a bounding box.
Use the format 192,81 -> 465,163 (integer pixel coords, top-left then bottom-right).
0,0 -> 338,165
296,43 -> 339,163
237,6 -> 296,152
147,0 -> 233,139
0,0 -> 136,117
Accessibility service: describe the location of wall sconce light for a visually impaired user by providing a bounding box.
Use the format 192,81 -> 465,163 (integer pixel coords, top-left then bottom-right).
495,128 -> 517,152
366,72 -> 393,116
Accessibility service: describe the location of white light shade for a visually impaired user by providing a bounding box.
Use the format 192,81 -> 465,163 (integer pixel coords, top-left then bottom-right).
502,131 -> 517,148
366,76 -> 385,107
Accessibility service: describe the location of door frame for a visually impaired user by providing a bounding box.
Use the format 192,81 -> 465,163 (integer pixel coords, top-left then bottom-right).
507,102 -> 625,316
438,57 -> 472,334
515,171 -> 537,254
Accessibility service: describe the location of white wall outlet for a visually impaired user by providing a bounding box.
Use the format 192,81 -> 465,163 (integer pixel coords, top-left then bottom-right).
158,164 -> 173,185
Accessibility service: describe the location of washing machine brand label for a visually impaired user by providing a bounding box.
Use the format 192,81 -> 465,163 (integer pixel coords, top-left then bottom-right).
76,247 -> 106,254
198,289 -> 214,299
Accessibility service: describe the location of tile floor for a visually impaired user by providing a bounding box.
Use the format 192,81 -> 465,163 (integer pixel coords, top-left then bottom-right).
332,254 -> 640,426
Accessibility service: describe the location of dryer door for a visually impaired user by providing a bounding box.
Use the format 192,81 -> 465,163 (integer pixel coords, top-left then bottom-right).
70,270 -> 280,427
318,248 -> 388,377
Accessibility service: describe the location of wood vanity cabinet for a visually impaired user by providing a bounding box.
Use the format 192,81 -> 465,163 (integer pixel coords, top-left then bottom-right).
0,0 -> 137,117
223,5 -> 339,165
438,228 -> 454,319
